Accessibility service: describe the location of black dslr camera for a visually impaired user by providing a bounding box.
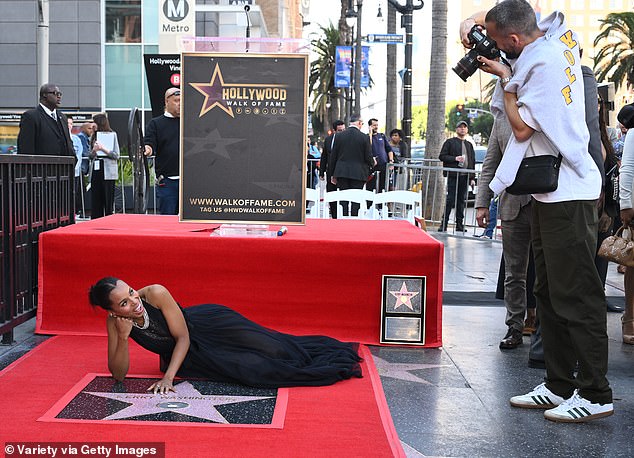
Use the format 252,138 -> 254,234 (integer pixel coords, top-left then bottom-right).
452,26 -> 501,82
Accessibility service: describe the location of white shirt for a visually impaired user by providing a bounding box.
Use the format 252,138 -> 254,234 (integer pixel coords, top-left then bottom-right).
40,103 -> 57,120
619,129 -> 634,210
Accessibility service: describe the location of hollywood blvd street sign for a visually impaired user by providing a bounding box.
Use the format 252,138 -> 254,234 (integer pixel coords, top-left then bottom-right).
365,34 -> 404,44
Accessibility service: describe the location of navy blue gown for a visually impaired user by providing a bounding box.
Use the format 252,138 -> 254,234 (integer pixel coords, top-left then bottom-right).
129,301 -> 362,388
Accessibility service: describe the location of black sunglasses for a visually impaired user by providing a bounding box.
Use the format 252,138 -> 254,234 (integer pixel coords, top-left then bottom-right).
166,90 -> 181,99
46,91 -> 63,97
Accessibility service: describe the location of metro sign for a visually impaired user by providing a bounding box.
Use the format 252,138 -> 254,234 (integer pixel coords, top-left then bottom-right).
159,0 -> 195,52
163,0 -> 190,22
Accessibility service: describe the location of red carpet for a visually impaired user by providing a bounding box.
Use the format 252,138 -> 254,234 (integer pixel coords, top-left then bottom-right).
37,215 -> 443,347
0,337 -> 404,457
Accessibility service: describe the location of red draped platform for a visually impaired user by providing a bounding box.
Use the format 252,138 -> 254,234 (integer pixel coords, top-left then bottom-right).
37,215 -> 443,346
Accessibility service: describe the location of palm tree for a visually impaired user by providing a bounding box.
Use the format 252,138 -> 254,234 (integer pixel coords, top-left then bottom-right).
423,0 -> 448,223
594,12 -> 634,91
309,24 -> 343,139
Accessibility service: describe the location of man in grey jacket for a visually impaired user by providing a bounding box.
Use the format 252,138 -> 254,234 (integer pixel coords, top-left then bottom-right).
475,97 -> 532,351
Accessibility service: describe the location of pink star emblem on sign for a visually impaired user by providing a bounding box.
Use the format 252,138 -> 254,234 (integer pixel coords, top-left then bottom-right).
190,63 -> 234,118
389,282 -> 419,311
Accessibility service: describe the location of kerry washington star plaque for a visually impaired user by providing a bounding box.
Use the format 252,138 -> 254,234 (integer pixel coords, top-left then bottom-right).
380,275 -> 426,345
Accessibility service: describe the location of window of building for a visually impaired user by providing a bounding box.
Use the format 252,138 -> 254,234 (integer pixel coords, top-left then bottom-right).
143,45 -> 159,108
589,0 -> 605,8
143,1 -> 158,44
106,0 -> 142,43
106,45 -> 143,108
569,14 -> 585,28
608,0 -> 623,8
550,0 -> 566,11
569,0 -> 585,10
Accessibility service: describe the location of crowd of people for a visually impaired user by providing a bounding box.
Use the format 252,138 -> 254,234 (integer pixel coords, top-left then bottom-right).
16,84 -> 182,219
310,115 -> 410,218
20,82 -> 413,221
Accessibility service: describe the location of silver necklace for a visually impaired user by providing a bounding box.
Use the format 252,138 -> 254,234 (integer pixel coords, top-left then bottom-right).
132,307 -> 149,330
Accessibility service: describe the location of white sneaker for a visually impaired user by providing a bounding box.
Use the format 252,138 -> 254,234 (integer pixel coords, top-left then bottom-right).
510,383 -> 565,409
544,391 -> 613,423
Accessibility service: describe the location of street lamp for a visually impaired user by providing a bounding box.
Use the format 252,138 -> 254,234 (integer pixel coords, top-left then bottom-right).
344,3 -> 358,122
345,7 -> 357,28
352,1 -> 363,115
386,0 -> 424,149
344,1 -> 363,117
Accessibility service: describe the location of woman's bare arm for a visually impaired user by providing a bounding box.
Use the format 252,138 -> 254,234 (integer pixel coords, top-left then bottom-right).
139,285 -> 191,394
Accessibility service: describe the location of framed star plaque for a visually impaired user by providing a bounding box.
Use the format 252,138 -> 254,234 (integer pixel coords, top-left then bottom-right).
380,275 -> 426,345
180,52 -> 308,224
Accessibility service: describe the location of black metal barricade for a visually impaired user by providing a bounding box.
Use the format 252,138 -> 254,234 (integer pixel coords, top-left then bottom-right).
0,155 -> 74,343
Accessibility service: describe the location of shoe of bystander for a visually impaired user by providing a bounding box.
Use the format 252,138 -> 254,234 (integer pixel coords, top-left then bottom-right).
607,301 -> 625,313
510,383 -> 565,409
499,328 -> 523,349
544,391 -> 613,423
523,308 -> 536,335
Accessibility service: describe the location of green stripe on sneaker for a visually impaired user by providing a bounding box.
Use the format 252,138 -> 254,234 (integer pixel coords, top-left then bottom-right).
532,395 -> 551,405
568,407 -> 591,419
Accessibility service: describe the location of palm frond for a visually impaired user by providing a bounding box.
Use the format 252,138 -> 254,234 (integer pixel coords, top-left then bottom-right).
593,12 -> 634,90
308,24 -> 343,134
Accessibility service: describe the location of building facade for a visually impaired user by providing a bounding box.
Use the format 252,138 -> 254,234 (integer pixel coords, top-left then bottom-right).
0,0 -> 302,147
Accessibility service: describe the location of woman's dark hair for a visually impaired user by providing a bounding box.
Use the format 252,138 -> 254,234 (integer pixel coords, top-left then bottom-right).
389,128 -> 403,138
617,104 -> 634,129
93,113 -> 112,132
89,277 -> 120,310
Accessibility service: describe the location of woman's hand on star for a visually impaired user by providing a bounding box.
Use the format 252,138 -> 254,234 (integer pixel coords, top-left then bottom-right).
148,377 -> 175,394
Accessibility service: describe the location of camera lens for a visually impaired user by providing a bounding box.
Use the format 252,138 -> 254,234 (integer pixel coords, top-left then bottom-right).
452,49 -> 480,82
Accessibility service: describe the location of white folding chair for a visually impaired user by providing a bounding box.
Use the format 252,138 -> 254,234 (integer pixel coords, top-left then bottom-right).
305,187 -> 322,218
324,189 -> 375,219
372,190 -> 421,225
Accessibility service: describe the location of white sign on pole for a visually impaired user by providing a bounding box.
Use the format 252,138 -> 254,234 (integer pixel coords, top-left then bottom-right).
159,0 -> 196,53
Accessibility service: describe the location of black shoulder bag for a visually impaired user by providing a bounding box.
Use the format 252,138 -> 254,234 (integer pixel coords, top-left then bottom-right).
506,153 -> 563,195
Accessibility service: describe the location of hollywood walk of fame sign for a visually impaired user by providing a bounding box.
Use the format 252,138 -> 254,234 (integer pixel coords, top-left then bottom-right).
39,375 -> 288,428
180,52 -> 308,224
380,275 -> 426,345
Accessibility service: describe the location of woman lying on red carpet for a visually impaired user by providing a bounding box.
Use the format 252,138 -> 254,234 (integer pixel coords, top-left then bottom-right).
89,277 -> 362,393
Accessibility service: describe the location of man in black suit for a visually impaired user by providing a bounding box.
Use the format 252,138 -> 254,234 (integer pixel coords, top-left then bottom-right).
17,83 -> 75,159
328,114 -> 376,216
319,119 -> 345,218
